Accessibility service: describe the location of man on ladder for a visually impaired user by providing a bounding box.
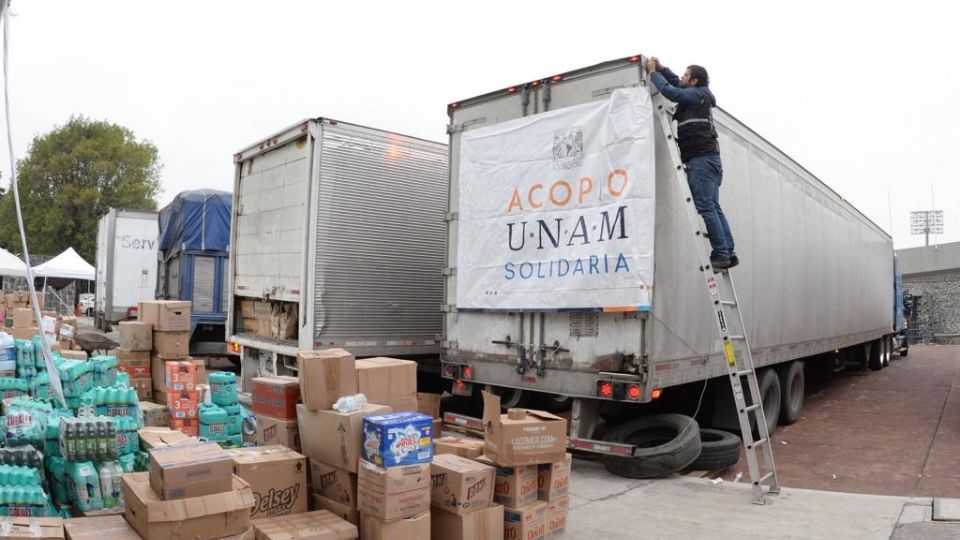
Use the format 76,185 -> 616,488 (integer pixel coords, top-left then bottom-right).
646,57 -> 738,270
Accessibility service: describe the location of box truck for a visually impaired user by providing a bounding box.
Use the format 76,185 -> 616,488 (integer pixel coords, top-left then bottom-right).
94,208 -> 159,330
226,118 -> 447,390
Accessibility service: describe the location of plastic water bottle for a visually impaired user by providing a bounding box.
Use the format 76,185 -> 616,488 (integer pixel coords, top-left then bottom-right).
332,393 -> 368,413
98,462 -> 114,508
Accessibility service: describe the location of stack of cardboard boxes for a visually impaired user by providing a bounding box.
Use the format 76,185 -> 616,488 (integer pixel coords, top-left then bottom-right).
251,375 -> 302,451
3,290 -> 41,330
10,306 -> 56,341
117,321 -> 152,400
429,453 -> 500,540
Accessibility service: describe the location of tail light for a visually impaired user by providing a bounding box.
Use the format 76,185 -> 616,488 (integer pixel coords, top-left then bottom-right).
627,385 -> 641,401
462,365 -> 473,379
598,379 -> 647,401
227,342 -> 241,355
597,381 -> 614,398
651,388 -> 663,400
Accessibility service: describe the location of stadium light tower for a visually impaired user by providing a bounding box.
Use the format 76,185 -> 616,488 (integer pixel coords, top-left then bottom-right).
910,210 -> 943,247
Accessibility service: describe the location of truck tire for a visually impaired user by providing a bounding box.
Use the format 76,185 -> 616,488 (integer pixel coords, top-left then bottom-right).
777,361 -> 804,425
536,392 -> 573,413
600,414 -> 701,479
755,369 -> 781,437
868,339 -> 883,371
687,429 -> 741,471
882,336 -> 891,367
483,385 -> 528,411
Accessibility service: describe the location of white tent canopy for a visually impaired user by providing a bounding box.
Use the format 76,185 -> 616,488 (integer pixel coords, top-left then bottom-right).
0,247 -> 27,277
31,247 -> 95,280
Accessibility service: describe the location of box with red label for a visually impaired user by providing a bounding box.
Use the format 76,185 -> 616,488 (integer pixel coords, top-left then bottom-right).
166,389 -> 199,419
357,460 -> 430,522
131,377 -> 152,401
170,417 -> 198,436
544,495 -> 569,539
477,456 -> 538,508
165,361 -> 197,391
252,376 -> 300,420
537,453 -> 571,502
429,454 -> 494,515
504,501 -> 546,540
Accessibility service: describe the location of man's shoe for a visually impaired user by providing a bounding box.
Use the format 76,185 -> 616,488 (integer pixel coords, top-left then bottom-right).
728,254 -> 740,268
711,256 -> 732,270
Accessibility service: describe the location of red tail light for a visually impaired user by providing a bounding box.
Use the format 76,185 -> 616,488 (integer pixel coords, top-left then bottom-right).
627,385 -> 641,400
462,366 -> 473,379
443,364 -> 456,377
598,382 -> 613,398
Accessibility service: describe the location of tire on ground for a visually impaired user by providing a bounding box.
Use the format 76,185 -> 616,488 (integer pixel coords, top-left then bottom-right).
687,428 -> 741,471
777,360 -> 804,425
868,339 -> 883,371
754,368 -> 781,437
601,414 -> 701,479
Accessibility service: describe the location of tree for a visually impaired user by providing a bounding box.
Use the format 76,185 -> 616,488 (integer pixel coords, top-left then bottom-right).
0,116 -> 161,262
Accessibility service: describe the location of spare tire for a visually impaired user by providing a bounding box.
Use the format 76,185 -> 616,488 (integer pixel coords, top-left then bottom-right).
601,414 -> 701,479
687,428 -> 741,471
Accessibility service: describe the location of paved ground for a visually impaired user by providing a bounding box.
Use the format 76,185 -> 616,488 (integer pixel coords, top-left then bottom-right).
719,345 -> 960,497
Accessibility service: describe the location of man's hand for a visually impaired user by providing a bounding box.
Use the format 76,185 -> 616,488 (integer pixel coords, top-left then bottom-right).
646,59 -> 658,74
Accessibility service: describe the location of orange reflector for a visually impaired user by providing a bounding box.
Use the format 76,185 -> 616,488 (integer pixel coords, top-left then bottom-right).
531,81 -> 540,87
628,385 -> 641,400
651,388 -> 662,400
463,366 -> 473,379
454,380 -> 467,393
598,382 -> 613,398
450,102 -> 460,109
507,87 -> 517,94
629,55 -> 641,63
551,75 -> 562,82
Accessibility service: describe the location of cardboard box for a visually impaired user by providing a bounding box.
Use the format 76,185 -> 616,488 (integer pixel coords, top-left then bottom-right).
257,413 -> 301,452
139,401 -> 170,427
58,349 -> 88,361
361,411 -> 434,467
138,427 -> 198,450
57,316 -> 78,342
131,376 -> 152,400
149,441 -> 234,500
118,349 -> 151,376
0,517 -> 63,539
311,495 -> 359,527
417,392 -> 442,419
482,392 -> 567,466
252,376 -> 301,419
359,511 -> 429,540
544,496 -> 569,539
11,327 -> 36,340
297,349 -> 357,411
504,502 -> 547,540
153,330 -> 190,358
370,395 -> 418,414
538,454 -> 571,502
477,457 -> 538,509
123,472 -> 253,540
64,515 -> 139,540
430,504 -> 504,540
152,390 -> 168,405
164,360 -> 197,390
226,446 -> 308,519
296,403 -> 390,472
241,299 -> 272,320
355,357 -> 417,404
309,460 -> 357,507
356,460 -> 430,522
166,389 -> 200,419
251,509 -> 358,540
170,417 -> 199,436
430,453 -> 495,514
138,300 -> 191,331
12,308 -> 34,328
119,321 -> 152,351
434,437 -> 485,460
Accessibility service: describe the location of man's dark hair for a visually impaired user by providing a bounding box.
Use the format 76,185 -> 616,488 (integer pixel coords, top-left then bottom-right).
687,65 -> 709,87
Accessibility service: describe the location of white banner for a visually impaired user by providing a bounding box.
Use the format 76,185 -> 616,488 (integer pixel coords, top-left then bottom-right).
456,87 -> 655,311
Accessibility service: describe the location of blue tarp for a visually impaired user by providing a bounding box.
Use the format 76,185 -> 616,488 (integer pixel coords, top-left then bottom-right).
158,189 -> 232,258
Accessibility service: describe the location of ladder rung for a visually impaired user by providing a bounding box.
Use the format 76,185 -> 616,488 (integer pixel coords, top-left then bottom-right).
728,335 -> 745,340
741,403 -> 760,414
734,370 -> 753,377
748,438 -> 768,449
720,300 -> 737,306
755,471 -> 775,485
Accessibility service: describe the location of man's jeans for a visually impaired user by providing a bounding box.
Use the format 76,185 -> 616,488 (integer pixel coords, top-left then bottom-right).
686,155 -> 735,259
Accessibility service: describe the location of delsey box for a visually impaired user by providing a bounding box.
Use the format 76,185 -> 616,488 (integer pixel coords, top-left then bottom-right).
64,515 -> 140,540
252,376 -> 301,419
256,414 -> 301,452
359,511 -> 429,540
356,460 -> 430,522
311,495 -> 360,527
138,300 -> 191,331
355,357 -> 417,404
148,441 -> 234,500
434,436 -> 485,459
416,392 -> 442,419
296,403 -> 390,472
251,509 -> 358,540
118,321 -> 152,351
139,401 -> 170,427
297,349 -> 357,411
122,472 -> 254,540
138,427 -> 198,450
538,454 -> 572,502
226,446 -> 308,519
430,504 -> 505,540
361,411 -> 433,467
430,454 -> 495,514
309,460 -> 357,507
476,456 -> 538,508
504,502 -> 547,540
481,392 -> 567,466
153,331 -> 190,359
544,496 -> 569,539
0,517 -> 63,539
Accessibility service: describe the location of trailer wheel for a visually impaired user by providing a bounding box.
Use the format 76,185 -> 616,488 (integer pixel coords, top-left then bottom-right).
536,392 -> 573,413
687,429 -> 741,471
600,414 -> 701,479
868,339 -> 883,371
483,385 -> 528,411
881,336 -> 891,367
777,361 -> 804,425
755,369 -> 781,437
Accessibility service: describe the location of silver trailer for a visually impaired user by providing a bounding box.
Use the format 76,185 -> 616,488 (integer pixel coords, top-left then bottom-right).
227,118 -> 447,390
94,208 -> 159,330
441,56 -> 896,453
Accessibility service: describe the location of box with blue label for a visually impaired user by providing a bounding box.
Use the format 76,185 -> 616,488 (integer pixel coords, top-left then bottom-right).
362,411 -> 433,467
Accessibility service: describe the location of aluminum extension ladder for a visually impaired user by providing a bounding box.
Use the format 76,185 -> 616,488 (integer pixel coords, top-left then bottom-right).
650,87 -> 780,505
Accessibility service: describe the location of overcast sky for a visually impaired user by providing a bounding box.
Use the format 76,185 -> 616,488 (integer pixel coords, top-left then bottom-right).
2,1 -> 956,249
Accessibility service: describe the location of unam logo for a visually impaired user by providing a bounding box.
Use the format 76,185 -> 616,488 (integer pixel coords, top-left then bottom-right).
552,127 -> 584,170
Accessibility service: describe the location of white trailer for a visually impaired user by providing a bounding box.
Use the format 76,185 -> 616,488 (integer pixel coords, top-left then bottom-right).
441,56 -> 897,465
226,118 -> 447,390
94,208 -> 159,329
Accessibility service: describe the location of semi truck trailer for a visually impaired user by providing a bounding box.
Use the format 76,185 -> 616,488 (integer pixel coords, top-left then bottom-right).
94,208 -> 159,330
